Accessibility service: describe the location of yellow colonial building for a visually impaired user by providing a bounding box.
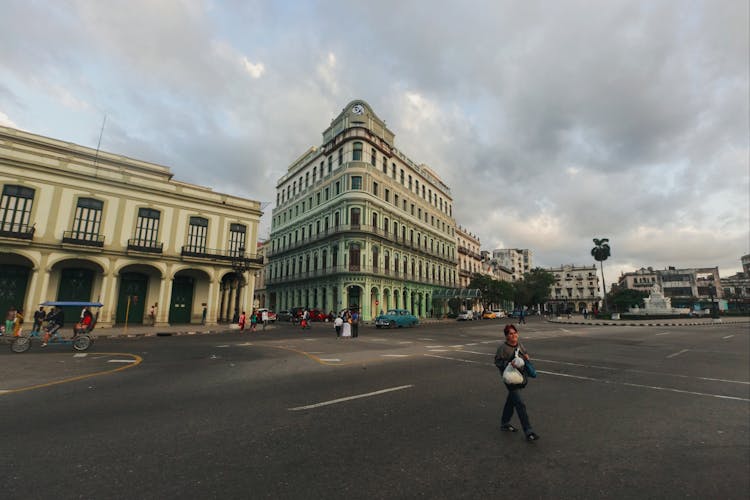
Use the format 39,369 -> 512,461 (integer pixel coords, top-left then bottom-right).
0,126 -> 263,327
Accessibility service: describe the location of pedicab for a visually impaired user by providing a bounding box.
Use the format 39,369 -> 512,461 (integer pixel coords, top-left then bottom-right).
10,301 -> 102,353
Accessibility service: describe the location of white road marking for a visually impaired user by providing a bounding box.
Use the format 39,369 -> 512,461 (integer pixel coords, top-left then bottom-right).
381,354 -> 409,357
428,349 -> 450,352
215,345 -> 230,348
398,341 -> 413,344
425,345 -> 444,348
449,344 -> 465,348
560,328 -> 573,333
462,350 -> 493,356
534,357 -> 750,385
418,338 -> 434,341
319,358 -> 340,362
666,349 -> 689,359
536,370 -> 750,402
466,343 -> 479,346
236,342 -> 253,346
655,332 -> 670,336
289,384 -> 413,411
107,359 -> 137,363
722,335 -> 735,339
73,353 -> 88,358
424,354 -> 482,364
304,338 -> 317,341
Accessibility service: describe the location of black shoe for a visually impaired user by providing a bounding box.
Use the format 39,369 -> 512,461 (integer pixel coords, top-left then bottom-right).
526,432 -> 539,442
500,424 -> 518,432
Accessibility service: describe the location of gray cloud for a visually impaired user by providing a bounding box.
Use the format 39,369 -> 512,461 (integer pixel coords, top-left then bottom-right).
0,0 -> 747,281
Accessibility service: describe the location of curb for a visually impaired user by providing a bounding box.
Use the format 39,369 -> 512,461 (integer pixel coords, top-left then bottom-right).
547,319 -> 749,327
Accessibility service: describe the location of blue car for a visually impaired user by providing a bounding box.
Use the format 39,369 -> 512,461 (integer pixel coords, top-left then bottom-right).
374,309 -> 419,329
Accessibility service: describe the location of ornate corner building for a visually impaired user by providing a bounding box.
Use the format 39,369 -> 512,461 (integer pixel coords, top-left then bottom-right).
0,126 -> 263,327
265,100 -> 458,320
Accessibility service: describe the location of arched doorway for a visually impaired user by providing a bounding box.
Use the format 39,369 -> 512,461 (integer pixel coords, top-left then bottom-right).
0,259 -> 31,319
116,272 -> 148,324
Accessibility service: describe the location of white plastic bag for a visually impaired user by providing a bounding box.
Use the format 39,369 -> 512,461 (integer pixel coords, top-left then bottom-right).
502,348 -> 525,385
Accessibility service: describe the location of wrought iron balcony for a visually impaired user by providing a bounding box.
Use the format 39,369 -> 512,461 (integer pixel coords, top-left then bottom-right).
0,223 -> 35,240
127,238 -> 163,253
181,245 -> 263,265
62,231 -> 105,247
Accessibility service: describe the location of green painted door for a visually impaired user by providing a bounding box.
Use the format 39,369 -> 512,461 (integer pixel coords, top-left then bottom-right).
116,273 -> 147,325
0,264 -> 30,323
169,276 -> 194,324
57,268 -> 94,324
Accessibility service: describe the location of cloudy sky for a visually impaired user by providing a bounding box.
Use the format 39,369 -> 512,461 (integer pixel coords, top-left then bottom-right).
1,0 -> 748,283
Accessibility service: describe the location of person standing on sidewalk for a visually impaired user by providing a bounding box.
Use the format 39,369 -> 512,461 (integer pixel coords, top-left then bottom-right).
351,308 -> 359,338
334,315 -> 343,338
238,311 -> 246,331
32,306 -> 46,334
494,323 -> 539,442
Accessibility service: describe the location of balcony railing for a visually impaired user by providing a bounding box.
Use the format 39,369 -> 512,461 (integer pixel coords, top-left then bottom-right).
62,231 -> 105,247
181,245 -> 263,265
0,223 -> 35,240
128,238 -> 163,254
265,264 -> 455,288
267,223 -> 457,264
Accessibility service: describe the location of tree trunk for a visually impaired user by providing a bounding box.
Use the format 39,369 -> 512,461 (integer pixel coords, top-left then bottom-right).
600,260 -> 608,312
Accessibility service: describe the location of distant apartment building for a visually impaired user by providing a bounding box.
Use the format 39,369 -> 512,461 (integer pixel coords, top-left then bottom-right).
265,100 -> 458,320
721,254 -> 750,311
492,248 -> 532,281
545,264 -> 601,314
252,240 -> 268,308
456,226 -> 482,288
618,266 -> 723,308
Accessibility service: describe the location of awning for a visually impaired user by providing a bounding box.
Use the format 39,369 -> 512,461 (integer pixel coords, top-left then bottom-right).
431,289 -> 482,299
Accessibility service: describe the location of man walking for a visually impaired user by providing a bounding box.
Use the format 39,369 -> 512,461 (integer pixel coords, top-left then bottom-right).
32,306 -> 46,334
351,308 -> 359,338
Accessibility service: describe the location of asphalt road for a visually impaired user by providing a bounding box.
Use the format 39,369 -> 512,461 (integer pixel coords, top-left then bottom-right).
1,318 -> 748,499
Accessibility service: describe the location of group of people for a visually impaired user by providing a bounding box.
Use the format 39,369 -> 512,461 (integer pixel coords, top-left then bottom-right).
238,309 -> 268,332
333,309 -> 359,338
2,304 -> 93,347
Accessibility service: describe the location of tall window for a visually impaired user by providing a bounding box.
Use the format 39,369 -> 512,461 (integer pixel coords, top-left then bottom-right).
335,181 -> 340,195
338,148 -> 343,165
322,249 -> 328,269
352,142 -> 363,161
371,212 -> 377,229
373,182 -> 379,196
349,243 -> 361,271
229,223 -> 247,256
384,251 -> 390,274
328,156 -> 333,173
372,246 -> 379,271
371,148 -> 377,166
382,157 -> 387,173
71,197 -> 103,240
351,176 -> 362,190
350,207 -> 361,228
187,216 -> 208,252
0,185 -> 34,233
134,208 -> 160,246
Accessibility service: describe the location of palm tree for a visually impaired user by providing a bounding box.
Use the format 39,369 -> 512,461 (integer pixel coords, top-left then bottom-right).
591,238 -> 611,312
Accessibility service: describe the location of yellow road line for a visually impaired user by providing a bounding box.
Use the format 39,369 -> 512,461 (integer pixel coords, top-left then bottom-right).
1,352 -> 143,395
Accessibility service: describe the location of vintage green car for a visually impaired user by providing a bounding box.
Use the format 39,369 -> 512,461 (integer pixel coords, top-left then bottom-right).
374,309 -> 419,328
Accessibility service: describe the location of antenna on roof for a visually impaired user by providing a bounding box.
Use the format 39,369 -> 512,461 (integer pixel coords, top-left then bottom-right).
93,114 -> 107,177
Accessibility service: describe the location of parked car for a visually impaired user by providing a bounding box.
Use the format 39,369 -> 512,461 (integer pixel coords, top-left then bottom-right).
256,308 -> 276,322
492,310 -> 506,318
308,309 -> 328,322
375,309 -> 419,328
276,310 -> 294,322
481,311 -> 497,319
457,311 -> 474,321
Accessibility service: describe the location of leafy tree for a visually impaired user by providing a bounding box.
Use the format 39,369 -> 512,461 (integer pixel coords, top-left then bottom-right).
513,268 -> 556,309
607,288 -> 647,312
591,238 -> 611,311
468,273 -> 515,309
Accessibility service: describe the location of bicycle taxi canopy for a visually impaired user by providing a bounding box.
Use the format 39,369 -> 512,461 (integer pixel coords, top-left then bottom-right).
40,301 -> 103,307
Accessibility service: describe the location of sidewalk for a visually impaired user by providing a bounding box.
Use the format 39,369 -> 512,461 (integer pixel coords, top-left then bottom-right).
547,316 -> 750,327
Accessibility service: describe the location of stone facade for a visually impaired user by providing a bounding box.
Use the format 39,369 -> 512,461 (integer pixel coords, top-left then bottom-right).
545,264 -> 601,313
0,126 -> 263,327
456,226 -> 482,288
265,100 -> 458,320
492,248 -> 532,281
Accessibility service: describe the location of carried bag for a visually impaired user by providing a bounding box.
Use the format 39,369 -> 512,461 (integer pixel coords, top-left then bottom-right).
525,360 -> 538,378
502,363 -> 524,385
502,348 -> 527,385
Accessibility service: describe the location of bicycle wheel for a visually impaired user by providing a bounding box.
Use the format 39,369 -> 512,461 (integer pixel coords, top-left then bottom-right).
73,335 -> 92,351
11,336 -> 31,353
